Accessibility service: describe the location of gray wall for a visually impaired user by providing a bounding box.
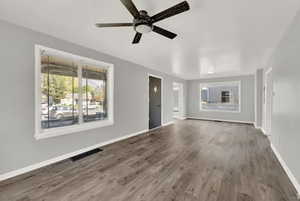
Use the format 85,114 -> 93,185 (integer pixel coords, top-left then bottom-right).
187,75 -> 255,122
0,20 -> 186,175
267,9 -> 300,184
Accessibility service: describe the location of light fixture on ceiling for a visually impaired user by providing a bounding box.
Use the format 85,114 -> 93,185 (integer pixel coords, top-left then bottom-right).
95,0 -> 190,44
134,23 -> 152,34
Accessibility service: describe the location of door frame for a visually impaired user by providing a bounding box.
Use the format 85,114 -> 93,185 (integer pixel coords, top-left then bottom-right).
264,68 -> 272,135
148,74 -> 163,129
173,82 -> 184,119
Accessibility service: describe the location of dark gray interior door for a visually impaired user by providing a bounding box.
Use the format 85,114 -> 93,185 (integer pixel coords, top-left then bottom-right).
149,76 -> 162,129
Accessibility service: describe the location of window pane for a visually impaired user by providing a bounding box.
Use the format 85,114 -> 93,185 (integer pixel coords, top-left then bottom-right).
200,82 -> 239,112
41,55 -> 79,129
82,65 -> 108,122
221,91 -> 230,103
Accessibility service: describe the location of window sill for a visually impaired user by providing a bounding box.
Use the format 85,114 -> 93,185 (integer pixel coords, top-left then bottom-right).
35,119 -> 114,140
199,109 -> 241,113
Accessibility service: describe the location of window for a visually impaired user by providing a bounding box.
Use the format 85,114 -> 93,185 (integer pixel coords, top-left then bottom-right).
35,45 -> 114,139
200,81 -> 240,112
82,65 -> 108,122
221,91 -> 230,103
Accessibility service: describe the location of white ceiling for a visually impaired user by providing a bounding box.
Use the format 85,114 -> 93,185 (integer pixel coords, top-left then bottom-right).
0,0 -> 299,79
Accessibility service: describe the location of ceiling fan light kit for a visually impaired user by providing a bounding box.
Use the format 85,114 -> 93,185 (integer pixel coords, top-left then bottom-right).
135,24 -> 152,34
95,0 -> 190,44
134,10 -> 153,34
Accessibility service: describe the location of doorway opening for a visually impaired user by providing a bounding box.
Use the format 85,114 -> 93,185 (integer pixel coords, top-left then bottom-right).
264,68 -> 272,136
149,75 -> 162,130
173,82 -> 184,119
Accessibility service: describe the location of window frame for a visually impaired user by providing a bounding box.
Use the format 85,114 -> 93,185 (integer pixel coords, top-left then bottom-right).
199,81 -> 241,113
34,45 -> 114,140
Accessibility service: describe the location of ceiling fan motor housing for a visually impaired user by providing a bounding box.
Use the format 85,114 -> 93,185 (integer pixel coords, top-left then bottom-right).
134,10 -> 153,33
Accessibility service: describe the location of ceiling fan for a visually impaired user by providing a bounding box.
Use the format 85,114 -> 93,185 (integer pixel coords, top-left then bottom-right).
95,0 -> 190,44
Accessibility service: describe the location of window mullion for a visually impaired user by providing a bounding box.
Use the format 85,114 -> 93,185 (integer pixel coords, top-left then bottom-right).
78,62 -> 83,124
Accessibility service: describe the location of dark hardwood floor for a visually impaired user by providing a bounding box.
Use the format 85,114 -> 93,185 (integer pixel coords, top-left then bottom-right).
0,120 -> 298,201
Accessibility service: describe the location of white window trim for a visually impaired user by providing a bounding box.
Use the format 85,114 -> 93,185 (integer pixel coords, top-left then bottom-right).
34,45 -> 114,140
199,81 -> 241,113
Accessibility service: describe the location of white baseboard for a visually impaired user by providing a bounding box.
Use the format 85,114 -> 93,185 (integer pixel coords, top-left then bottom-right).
187,116 -> 254,125
0,129 -> 148,182
253,125 -> 267,136
174,116 -> 187,120
254,122 -> 257,128
261,128 -> 267,135
254,123 -> 260,129
270,143 -> 300,199
257,127 -> 269,137
147,121 -> 174,132
163,121 -> 175,126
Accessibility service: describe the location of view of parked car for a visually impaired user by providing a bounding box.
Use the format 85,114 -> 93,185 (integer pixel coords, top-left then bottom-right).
42,105 -> 78,120
42,103 -> 104,121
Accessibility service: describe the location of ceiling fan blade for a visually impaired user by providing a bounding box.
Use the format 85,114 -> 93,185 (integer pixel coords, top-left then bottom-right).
95,23 -> 133,28
151,1 -> 190,23
132,32 -> 142,44
120,0 -> 140,18
152,26 -> 177,39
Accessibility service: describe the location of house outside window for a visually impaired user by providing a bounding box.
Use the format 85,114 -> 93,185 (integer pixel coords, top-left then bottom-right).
35,45 -> 114,139
200,81 -> 240,112
221,91 -> 231,103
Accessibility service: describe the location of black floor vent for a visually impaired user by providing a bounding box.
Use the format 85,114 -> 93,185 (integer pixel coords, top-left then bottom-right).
213,120 -> 223,123
71,148 -> 103,162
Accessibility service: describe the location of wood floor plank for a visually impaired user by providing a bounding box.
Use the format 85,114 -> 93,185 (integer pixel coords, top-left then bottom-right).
0,120 -> 298,201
